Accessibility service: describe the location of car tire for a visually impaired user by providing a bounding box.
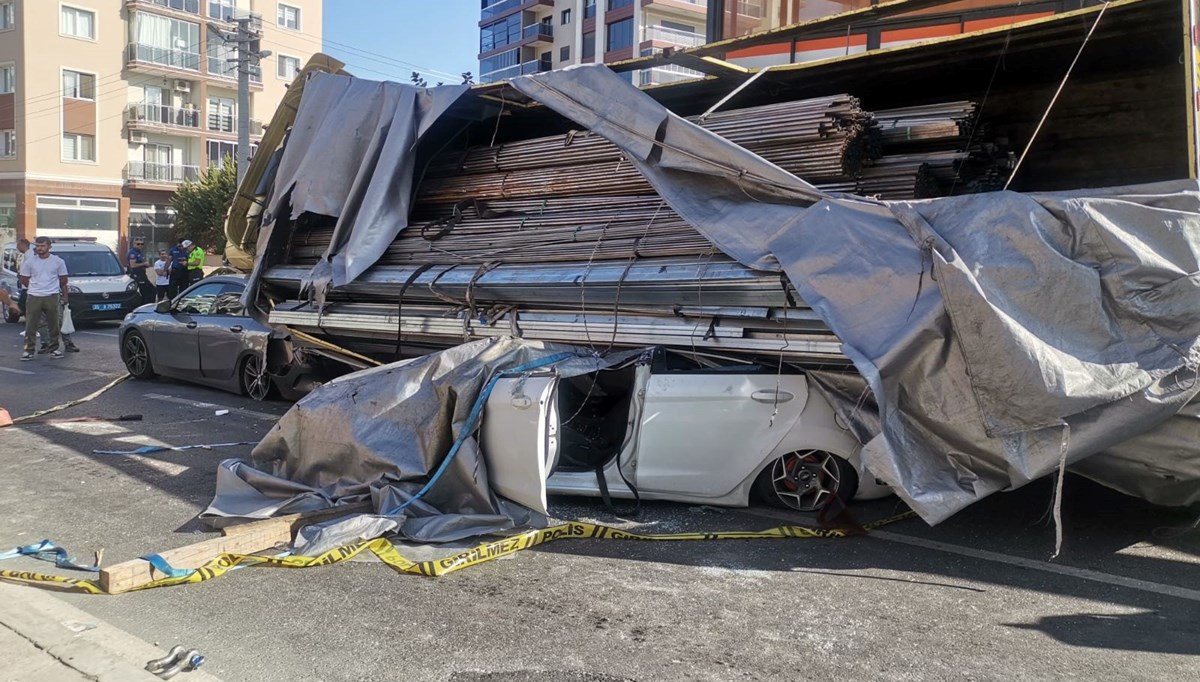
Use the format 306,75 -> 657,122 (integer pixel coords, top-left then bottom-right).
754,450 -> 859,513
121,330 -> 156,379
240,353 -> 273,402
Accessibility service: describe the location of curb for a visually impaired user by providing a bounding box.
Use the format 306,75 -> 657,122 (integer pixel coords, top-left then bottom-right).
0,582 -> 222,681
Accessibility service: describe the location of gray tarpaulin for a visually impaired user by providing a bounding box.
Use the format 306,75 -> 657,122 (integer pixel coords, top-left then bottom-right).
240,64 -> 1198,528
204,338 -> 641,546
512,66 -> 1200,520
258,73 -> 469,298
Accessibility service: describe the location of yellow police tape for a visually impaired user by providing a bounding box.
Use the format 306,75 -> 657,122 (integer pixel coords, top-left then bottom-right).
0,511 -> 916,595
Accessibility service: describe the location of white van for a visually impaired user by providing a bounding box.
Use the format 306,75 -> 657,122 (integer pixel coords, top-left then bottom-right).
1,238 -> 142,324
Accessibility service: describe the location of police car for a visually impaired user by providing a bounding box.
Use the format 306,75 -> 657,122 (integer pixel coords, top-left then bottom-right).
1,238 -> 141,324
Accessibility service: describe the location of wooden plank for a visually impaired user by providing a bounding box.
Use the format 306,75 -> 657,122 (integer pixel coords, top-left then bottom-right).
99,523 -> 292,594
99,502 -> 375,594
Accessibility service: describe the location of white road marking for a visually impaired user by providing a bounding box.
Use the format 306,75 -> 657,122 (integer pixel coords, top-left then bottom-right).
76,330 -> 118,338
741,507 -> 1200,603
143,392 -> 281,421
870,530 -> 1200,603
0,367 -> 34,375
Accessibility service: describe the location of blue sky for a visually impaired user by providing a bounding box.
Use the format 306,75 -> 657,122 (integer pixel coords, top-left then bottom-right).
322,1 -> 481,85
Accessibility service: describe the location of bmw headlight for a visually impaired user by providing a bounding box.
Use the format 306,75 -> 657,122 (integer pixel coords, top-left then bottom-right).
126,280 -> 139,293
68,285 -> 82,294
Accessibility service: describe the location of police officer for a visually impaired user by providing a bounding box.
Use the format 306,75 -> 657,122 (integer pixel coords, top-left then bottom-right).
126,238 -> 154,304
167,239 -> 191,298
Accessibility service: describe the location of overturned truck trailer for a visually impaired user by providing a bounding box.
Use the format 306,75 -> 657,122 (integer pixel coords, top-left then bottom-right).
231,0 -> 1200,522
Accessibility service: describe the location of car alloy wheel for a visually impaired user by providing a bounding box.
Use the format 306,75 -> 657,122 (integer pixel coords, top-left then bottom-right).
242,354 -> 271,402
121,331 -> 155,379
764,450 -> 857,512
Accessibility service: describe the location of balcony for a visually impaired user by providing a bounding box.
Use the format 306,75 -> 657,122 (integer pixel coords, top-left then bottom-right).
736,0 -> 764,18
480,63 -> 522,83
127,0 -> 201,17
124,162 -> 201,187
480,0 -> 553,21
127,102 -> 201,132
206,56 -> 264,86
522,22 -> 553,43
638,64 -> 705,87
643,25 -> 706,49
127,43 -> 201,74
519,59 -> 553,75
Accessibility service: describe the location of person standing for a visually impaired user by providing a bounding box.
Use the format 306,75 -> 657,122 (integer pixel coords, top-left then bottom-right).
126,238 -> 154,304
167,239 -> 190,298
153,249 -> 170,301
186,240 -> 205,284
18,237 -> 68,360
13,238 -> 29,312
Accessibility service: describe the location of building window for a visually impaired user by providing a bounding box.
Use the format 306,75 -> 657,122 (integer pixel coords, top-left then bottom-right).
207,96 -> 236,132
0,64 -> 13,94
582,32 -> 595,60
480,14 -> 521,54
0,130 -> 14,158
60,5 -> 96,40
584,0 -> 596,20
207,139 -> 257,167
608,0 -> 633,9
559,45 -> 570,62
0,3 -> 14,31
277,54 -> 300,80
130,13 -> 201,71
561,8 -> 571,25
36,196 -> 119,233
606,18 -> 633,52
277,3 -> 300,30
61,133 -> 96,163
208,0 -> 235,20
62,70 -> 96,100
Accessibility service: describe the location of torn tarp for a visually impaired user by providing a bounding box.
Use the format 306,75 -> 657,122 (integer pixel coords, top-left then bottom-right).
203,338 -> 641,544
243,64 -> 1200,524
510,66 -> 1200,520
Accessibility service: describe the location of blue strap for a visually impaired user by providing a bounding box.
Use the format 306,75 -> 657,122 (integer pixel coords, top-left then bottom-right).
382,351 -> 581,516
0,539 -> 100,572
141,553 -> 195,579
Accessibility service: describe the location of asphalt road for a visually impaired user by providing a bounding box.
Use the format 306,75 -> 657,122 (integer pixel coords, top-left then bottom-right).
0,319 -> 1197,681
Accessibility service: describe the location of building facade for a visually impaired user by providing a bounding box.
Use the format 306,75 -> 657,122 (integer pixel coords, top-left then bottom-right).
479,1 -> 1087,86
0,0 -> 321,252
478,0 -> 710,87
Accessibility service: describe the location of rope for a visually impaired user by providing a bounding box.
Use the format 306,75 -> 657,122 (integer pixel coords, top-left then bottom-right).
1005,1 -> 1110,190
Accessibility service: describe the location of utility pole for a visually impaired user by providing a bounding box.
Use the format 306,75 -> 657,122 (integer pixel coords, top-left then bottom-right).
207,14 -> 270,188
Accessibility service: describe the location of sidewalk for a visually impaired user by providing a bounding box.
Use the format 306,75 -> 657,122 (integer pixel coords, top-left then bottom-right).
0,582 -> 222,682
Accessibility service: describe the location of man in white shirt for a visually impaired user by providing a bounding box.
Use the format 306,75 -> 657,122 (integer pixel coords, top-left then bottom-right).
17,237 -> 69,360
153,249 -> 170,301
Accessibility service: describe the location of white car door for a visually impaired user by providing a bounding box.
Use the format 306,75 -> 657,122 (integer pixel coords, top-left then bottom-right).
634,371 -> 810,497
479,374 -> 560,514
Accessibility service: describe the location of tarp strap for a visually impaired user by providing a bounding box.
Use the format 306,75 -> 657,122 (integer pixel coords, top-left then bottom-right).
0,540 -> 99,572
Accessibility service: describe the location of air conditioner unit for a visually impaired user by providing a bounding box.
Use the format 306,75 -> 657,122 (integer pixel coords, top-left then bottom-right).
129,132 -> 149,144
174,80 -> 191,93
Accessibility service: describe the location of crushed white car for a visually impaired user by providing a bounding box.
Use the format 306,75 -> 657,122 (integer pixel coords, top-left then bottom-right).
482,349 -> 891,515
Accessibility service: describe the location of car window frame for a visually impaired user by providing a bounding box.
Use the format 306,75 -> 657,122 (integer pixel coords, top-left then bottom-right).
173,281 -> 245,317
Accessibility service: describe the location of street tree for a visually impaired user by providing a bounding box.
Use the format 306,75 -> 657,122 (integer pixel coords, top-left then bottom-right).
170,156 -> 237,255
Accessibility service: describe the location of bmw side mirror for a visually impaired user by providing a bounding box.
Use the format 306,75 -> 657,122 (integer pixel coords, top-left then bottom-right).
155,300 -> 172,314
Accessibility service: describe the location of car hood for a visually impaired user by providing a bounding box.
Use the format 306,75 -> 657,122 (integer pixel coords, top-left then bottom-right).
71,275 -> 134,294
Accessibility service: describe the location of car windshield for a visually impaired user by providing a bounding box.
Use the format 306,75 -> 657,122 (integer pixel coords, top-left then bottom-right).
57,250 -> 124,276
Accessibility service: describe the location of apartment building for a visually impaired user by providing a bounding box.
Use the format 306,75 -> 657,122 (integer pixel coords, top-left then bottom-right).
0,0 -> 321,252
479,1 -> 1088,86
478,0 -> 710,87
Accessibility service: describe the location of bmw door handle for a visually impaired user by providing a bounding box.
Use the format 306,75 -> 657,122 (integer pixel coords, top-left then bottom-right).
229,325 -> 243,333
186,322 -> 197,329
751,389 -> 794,404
